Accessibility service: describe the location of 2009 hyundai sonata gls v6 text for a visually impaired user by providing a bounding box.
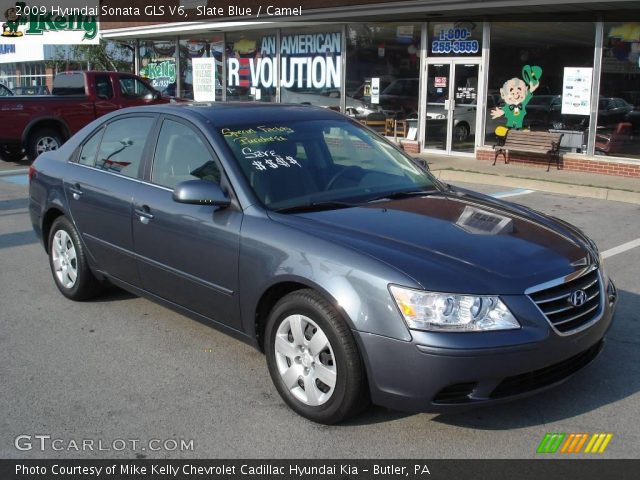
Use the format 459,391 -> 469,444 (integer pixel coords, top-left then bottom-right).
29,104 -> 617,424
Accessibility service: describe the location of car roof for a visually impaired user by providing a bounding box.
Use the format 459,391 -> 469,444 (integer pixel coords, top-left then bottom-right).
113,102 -> 346,128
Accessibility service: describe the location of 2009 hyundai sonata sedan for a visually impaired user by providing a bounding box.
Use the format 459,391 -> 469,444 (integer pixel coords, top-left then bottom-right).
29,103 -> 617,424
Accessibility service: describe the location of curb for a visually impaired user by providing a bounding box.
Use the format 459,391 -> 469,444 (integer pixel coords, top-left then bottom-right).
434,170 -> 640,205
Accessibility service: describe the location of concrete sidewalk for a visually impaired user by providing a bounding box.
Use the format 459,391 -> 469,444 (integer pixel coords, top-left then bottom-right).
418,153 -> 640,205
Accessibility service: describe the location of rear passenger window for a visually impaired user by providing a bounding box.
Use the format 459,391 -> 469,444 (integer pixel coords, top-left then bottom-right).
78,129 -> 103,166
151,119 -> 220,189
95,117 -> 154,178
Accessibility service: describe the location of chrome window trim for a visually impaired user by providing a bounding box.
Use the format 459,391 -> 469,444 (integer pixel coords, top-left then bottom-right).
67,161 -> 173,193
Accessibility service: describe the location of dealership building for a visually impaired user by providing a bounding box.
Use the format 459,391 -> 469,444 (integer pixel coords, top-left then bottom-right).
98,0 -> 640,177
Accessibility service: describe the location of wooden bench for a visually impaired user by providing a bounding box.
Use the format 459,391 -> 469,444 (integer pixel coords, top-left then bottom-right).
493,130 -> 563,171
360,118 -> 387,134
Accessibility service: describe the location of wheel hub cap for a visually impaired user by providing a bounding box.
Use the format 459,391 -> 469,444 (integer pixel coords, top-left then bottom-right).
51,229 -> 78,289
274,314 -> 337,406
36,137 -> 60,154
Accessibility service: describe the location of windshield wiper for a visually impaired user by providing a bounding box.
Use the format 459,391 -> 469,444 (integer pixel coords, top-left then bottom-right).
274,201 -> 357,214
366,189 -> 440,203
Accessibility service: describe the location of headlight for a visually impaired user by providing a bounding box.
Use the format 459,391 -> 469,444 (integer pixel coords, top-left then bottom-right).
389,285 -> 520,332
598,253 -> 608,283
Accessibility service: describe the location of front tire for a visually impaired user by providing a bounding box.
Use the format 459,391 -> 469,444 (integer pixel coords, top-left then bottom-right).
453,122 -> 470,142
48,216 -> 102,301
265,289 -> 369,424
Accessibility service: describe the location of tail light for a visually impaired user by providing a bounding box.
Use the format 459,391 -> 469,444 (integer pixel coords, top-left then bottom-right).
28,164 -> 36,183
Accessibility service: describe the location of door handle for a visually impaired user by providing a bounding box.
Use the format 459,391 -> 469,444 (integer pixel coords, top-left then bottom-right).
134,205 -> 154,224
69,183 -> 83,200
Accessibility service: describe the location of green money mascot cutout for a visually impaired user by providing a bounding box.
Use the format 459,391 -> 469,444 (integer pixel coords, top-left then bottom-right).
491,65 -> 542,129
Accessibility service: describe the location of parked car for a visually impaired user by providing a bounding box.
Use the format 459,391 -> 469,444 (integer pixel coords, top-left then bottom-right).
0,84 -> 13,96
598,97 -> 635,127
280,87 -> 380,118
378,78 -> 419,117
524,95 -> 635,131
425,94 -> 502,142
0,71 -> 176,162
29,104 -> 616,424
523,94 -> 563,129
12,85 -> 51,96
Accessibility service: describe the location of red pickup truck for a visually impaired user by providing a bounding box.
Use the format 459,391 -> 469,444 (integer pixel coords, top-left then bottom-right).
0,71 -> 175,162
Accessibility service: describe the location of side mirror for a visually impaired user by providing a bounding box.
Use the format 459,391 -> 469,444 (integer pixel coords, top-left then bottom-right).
413,157 -> 430,170
172,180 -> 231,207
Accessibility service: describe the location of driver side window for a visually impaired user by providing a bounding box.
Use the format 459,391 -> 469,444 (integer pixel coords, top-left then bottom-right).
119,77 -> 154,99
152,119 -> 221,189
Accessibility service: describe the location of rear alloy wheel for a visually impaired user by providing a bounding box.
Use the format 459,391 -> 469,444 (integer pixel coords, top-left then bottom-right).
265,289 -> 369,424
48,216 -> 102,301
27,128 -> 62,162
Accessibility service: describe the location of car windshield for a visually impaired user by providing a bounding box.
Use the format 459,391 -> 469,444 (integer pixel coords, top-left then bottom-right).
219,119 -> 438,211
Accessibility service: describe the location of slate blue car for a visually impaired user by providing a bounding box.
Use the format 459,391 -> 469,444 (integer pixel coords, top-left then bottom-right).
29,103 -> 617,423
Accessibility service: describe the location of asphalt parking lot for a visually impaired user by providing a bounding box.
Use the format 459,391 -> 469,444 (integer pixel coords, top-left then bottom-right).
1,173 -> 638,459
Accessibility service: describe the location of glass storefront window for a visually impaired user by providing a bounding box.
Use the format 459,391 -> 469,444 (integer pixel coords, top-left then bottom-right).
226,31 -> 276,102
486,23 -> 595,150
280,26 -> 342,110
596,22 -> 640,160
179,35 -> 224,101
139,40 -> 177,96
346,23 -> 421,121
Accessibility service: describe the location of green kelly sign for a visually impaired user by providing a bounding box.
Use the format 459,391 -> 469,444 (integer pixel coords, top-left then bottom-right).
2,2 -> 98,41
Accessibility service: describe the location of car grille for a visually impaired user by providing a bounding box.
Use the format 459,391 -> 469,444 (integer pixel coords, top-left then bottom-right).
528,268 -> 602,334
490,340 -> 603,399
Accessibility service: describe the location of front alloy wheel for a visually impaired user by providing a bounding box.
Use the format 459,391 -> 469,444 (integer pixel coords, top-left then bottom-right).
265,289 -> 369,424
36,136 -> 60,156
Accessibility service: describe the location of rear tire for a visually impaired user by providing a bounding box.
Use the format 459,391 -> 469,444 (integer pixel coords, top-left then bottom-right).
0,145 -> 24,162
27,128 -> 63,162
48,216 -> 102,301
265,289 -> 369,424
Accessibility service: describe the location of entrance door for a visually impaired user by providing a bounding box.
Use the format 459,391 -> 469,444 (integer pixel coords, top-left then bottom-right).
424,59 -> 481,154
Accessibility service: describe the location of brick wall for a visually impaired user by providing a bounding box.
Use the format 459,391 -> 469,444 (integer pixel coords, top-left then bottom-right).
476,146 -> 640,178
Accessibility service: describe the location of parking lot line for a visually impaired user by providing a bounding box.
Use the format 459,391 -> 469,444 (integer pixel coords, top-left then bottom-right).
0,174 -> 28,185
601,238 -> 640,259
490,188 -> 535,199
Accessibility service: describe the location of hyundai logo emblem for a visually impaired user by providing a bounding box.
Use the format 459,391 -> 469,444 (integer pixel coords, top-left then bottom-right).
570,289 -> 588,307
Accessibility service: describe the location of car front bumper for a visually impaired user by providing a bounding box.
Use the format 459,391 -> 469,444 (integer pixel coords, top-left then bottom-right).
355,280 -> 617,413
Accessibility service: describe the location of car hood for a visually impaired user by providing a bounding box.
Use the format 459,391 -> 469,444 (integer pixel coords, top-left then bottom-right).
271,191 -> 595,294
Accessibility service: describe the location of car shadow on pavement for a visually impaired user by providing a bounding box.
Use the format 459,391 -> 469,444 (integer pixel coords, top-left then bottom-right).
88,285 -> 137,302
432,288 -> 640,430
340,406 -> 412,426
